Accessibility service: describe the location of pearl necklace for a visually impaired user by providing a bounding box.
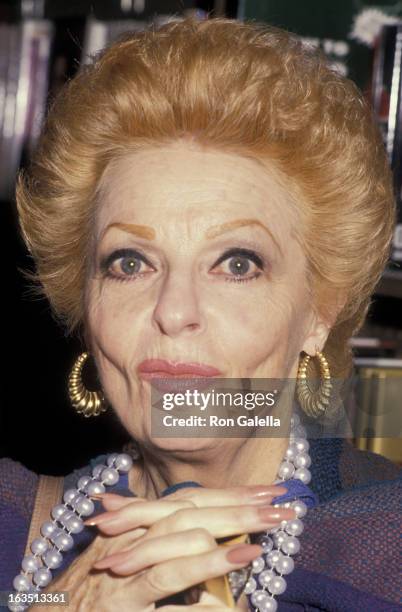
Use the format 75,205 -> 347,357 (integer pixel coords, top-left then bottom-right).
8,414 -> 311,612
228,413 -> 311,611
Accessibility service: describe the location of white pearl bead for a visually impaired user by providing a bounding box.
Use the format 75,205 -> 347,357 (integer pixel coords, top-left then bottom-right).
115,453 -> 133,472
260,598 -> 278,611
86,481 -> 106,496
42,549 -> 63,569
33,567 -> 52,587
243,577 -> 257,594
53,532 -> 74,551
258,569 -> 275,587
285,444 -> 297,461
281,536 -> 300,555
294,467 -> 311,484
268,575 -> 286,595
64,515 -> 84,534
49,528 -> 63,544
265,550 -> 282,568
258,535 -> 273,552
100,467 -> 119,486
251,556 -> 265,573
51,504 -> 68,520
275,555 -> 295,575
294,452 -> 311,469
40,521 -> 58,538
63,488 -> 80,504
77,475 -> 91,490
74,497 -> 95,516
21,554 -> 41,573
285,519 -> 304,537
273,530 -> 288,547
59,511 -> 75,527
13,574 -> 31,591
294,438 -> 309,453
251,590 -> 269,606
291,500 -> 307,518
31,537 -> 49,555
278,461 -> 295,480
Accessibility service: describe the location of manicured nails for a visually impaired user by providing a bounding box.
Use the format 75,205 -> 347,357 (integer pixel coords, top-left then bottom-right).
257,506 -> 296,524
97,493 -> 143,511
246,484 -> 288,502
226,544 -> 263,565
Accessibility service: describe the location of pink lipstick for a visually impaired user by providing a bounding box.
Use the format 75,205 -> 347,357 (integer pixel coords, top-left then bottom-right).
137,359 -> 222,393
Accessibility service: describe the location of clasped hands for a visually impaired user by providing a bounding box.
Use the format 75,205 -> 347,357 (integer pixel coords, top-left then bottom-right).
45,484 -> 296,611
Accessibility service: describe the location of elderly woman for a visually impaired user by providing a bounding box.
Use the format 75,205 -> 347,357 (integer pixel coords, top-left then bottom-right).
1,16 -> 401,612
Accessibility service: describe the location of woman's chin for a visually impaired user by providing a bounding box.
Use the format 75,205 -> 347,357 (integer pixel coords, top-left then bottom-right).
147,436 -> 221,453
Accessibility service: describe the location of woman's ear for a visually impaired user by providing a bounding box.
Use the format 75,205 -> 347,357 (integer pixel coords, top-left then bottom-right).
301,291 -> 347,356
301,308 -> 331,356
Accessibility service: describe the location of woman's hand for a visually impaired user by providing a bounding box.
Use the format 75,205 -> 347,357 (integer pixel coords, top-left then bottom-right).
42,484 -> 294,611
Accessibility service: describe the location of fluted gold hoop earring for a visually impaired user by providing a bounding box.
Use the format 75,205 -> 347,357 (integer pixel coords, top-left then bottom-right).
296,349 -> 332,419
68,352 -> 107,417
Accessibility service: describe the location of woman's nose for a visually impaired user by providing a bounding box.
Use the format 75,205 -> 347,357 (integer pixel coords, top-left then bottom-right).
152,272 -> 204,337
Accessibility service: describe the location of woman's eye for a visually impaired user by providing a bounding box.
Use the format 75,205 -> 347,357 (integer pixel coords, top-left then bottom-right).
100,249 -> 154,281
212,248 -> 265,283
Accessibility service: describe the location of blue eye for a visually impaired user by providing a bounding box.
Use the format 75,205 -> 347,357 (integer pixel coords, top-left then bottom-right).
213,248 -> 265,283
100,248 -> 153,281
99,246 -> 265,284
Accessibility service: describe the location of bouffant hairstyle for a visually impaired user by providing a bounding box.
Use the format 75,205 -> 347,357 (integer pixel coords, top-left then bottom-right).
16,16 -> 396,380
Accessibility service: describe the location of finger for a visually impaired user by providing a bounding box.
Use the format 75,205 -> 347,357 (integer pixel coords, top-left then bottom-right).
149,504 -> 296,539
84,498 -> 197,530
93,483 -> 288,514
91,502 -> 296,539
92,527 -> 218,574
162,483 -> 288,508
94,493 -> 147,511
129,542 -> 263,607
84,483 -> 293,535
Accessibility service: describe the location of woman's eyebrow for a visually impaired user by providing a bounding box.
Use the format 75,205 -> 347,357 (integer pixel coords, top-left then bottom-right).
205,218 -> 283,256
101,222 -> 156,241
100,218 -> 283,257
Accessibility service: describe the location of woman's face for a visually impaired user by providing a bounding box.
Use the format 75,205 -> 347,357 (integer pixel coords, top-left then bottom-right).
85,140 -> 329,449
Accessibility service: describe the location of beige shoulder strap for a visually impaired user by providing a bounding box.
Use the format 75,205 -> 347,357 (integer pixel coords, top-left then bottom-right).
24,475 -> 65,557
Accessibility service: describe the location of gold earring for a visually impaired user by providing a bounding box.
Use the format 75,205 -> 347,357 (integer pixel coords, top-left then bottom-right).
68,352 -> 108,417
296,348 -> 332,419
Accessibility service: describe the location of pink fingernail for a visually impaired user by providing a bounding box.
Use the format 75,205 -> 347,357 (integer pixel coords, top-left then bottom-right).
226,544 -> 263,564
257,507 -> 296,524
100,495 -> 137,510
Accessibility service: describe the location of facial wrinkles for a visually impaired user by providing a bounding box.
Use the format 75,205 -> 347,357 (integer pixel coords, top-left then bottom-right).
87,145 -> 310,422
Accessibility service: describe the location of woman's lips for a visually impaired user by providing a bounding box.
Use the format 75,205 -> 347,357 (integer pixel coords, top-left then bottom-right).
138,359 -> 223,376
137,359 -> 222,393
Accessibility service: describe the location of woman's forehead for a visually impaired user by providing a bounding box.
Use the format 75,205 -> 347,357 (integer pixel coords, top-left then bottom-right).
94,144 -> 301,230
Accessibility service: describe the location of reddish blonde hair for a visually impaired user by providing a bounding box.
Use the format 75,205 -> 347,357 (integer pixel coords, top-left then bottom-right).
16,16 -> 396,378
